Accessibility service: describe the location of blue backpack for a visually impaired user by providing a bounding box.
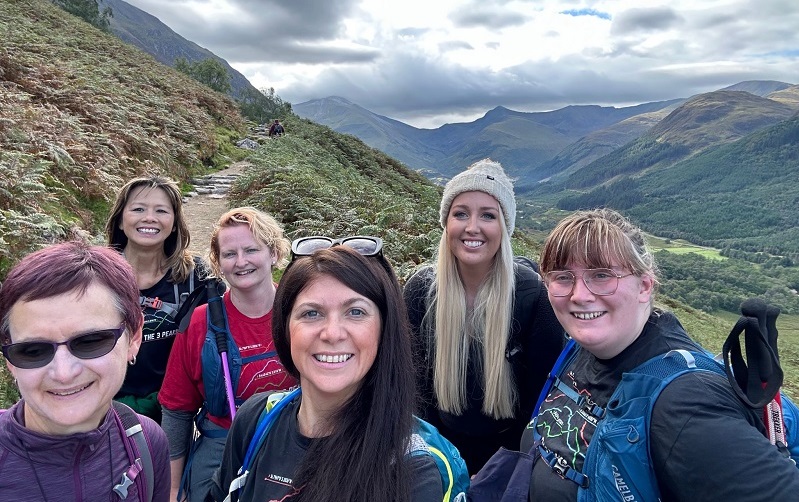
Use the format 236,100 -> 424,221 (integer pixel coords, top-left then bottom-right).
224,388 -> 469,502
530,340 -> 799,502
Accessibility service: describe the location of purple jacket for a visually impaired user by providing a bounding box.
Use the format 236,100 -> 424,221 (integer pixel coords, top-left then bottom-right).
0,400 -> 170,501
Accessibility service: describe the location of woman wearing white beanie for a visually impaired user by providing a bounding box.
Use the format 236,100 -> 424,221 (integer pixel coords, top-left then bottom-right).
404,158 -> 564,474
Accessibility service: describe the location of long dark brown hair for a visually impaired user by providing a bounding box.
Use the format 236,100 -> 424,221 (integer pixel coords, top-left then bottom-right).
105,175 -> 193,283
272,246 -> 415,501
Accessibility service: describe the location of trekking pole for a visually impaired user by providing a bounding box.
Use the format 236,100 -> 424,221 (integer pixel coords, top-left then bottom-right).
725,299 -> 786,450
762,303 -> 787,451
207,281 -> 238,419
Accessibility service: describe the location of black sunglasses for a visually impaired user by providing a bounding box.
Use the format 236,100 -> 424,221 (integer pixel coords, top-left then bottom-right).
291,236 -> 384,259
1,323 -> 126,369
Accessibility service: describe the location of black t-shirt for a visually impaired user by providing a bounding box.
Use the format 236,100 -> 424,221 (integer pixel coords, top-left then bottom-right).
520,311 -> 799,501
210,393 -> 443,501
118,266 -> 207,398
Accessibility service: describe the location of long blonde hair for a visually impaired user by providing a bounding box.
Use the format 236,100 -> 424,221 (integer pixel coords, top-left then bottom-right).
426,217 -> 517,419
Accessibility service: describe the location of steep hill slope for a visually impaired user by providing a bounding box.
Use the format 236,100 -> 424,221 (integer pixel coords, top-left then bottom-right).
560,91 -> 797,188
101,0 -> 260,99
554,114 -> 799,258
631,115 -> 799,253
293,96 -> 442,177
0,0 -> 245,272
533,103 -> 683,185
720,80 -> 794,96
767,84 -> 799,107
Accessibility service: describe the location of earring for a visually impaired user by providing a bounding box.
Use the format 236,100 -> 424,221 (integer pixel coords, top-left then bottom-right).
128,356 -> 137,366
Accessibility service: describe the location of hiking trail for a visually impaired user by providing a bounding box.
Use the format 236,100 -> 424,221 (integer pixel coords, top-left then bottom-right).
183,161 -> 250,258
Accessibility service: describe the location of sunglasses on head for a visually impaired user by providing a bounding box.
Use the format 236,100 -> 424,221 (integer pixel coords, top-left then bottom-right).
290,236 -> 384,260
1,323 -> 126,369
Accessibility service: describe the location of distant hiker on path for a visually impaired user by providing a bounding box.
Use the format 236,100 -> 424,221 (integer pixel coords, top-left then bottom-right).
0,241 -> 170,500
403,158 -> 564,474
159,207 -> 297,502
268,119 -> 284,137
517,208 -> 799,501
106,176 -> 214,423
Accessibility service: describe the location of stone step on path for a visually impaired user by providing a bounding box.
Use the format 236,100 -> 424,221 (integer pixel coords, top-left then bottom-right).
185,173 -> 241,200
182,162 -> 249,257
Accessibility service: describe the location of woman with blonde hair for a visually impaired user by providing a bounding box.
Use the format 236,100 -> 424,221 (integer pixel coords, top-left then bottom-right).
106,175 -> 212,422
159,207 -> 297,502
403,158 -> 564,473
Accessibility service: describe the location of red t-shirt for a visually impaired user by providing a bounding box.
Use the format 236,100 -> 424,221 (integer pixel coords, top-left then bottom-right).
159,291 -> 297,429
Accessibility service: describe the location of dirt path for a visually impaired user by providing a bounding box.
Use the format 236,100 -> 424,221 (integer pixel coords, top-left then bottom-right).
184,161 -> 250,258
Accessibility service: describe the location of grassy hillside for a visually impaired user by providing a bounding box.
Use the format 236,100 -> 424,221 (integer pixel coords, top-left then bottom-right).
0,0 -> 245,274
546,112 -> 799,258
2,0 -> 797,406
559,91 -> 796,188
228,116 -> 444,281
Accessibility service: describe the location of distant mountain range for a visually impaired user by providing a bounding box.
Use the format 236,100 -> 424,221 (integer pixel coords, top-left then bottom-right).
294,81 -> 797,187
91,0 -> 799,258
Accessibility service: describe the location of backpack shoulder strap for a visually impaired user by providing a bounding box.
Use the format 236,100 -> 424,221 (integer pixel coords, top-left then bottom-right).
112,401 -> 154,502
202,287 -> 243,418
140,262 -> 205,322
532,338 -> 579,417
578,350 -> 724,501
224,388 -> 302,502
411,416 -> 469,502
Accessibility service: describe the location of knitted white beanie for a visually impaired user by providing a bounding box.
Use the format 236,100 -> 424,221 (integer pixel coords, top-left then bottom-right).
439,158 -> 516,235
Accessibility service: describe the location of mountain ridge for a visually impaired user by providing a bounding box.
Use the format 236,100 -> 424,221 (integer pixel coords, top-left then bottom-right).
101,0 -> 261,99
294,95 -> 683,180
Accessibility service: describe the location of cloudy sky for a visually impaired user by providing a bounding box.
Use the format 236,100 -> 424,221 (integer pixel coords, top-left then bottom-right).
123,0 -> 799,128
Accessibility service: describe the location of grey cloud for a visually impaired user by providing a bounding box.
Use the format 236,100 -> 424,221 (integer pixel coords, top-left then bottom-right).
605,2 -> 799,63
439,41 -> 474,52
282,45 -> 799,126
125,0 -> 360,59
209,33 -> 381,65
397,27 -> 430,38
123,0 -> 799,127
449,6 -> 531,29
611,7 -> 684,34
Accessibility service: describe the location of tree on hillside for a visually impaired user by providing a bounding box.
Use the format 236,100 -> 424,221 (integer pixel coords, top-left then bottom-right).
237,86 -> 293,123
174,57 -> 232,94
51,0 -> 112,33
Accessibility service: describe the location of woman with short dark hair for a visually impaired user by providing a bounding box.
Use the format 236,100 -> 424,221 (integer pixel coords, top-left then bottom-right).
0,241 -> 170,500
